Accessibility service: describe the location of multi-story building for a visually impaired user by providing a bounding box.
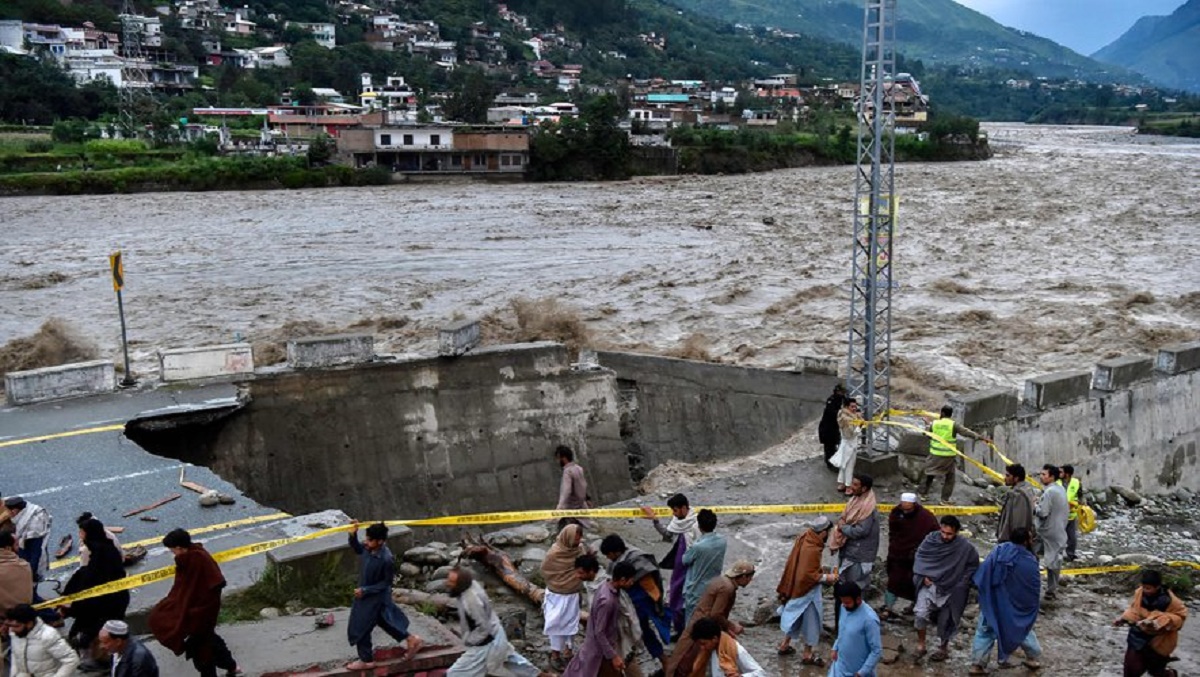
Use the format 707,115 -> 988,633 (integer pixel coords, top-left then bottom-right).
287,21 -> 336,49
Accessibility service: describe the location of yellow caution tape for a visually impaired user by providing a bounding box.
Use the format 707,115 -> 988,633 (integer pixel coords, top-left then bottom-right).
50,512 -> 293,570
1060,564 -> 1141,576
855,414 -> 1100,534
37,523 -> 349,609
36,501 -> 999,608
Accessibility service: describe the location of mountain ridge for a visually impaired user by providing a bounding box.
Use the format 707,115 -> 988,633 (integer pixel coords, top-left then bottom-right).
666,0 -> 1137,81
1091,0 -> 1200,92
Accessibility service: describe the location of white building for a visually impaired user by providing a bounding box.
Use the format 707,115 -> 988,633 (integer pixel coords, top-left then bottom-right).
287,21 -> 336,49
250,45 -> 290,68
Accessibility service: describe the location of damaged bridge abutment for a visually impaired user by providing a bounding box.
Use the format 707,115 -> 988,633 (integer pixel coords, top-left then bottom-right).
125,343 -> 836,520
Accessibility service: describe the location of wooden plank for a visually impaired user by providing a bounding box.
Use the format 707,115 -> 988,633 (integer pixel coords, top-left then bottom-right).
122,493 -> 182,518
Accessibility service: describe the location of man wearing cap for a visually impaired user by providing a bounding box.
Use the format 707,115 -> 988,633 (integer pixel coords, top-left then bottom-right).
776,517 -> 837,664
666,561 -> 756,675
882,493 -> 939,622
99,620 -> 159,677
5,497 -> 52,583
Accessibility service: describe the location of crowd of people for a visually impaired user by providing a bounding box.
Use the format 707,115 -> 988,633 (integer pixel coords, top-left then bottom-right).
0,495 -> 236,676
0,404 -> 1189,677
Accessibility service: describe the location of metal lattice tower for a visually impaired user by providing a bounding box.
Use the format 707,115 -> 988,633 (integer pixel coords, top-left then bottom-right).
846,0 -> 897,440
119,0 -> 150,136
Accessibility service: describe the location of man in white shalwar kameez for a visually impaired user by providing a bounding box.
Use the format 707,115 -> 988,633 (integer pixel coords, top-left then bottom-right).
446,568 -> 547,677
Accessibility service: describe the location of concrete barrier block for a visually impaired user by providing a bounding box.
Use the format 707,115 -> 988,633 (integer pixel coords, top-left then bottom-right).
4,360 -> 114,405
286,334 -> 374,369
1023,370 -> 1092,410
793,355 -> 839,376
1094,355 -> 1155,391
1156,341 -> 1200,375
439,319 -> 481,357
952,388 -> 1019,426
158,343 -> 254,382
267,524 -> 412,579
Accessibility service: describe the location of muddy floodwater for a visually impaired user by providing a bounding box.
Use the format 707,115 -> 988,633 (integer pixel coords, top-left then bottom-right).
2,124 -> 1198,400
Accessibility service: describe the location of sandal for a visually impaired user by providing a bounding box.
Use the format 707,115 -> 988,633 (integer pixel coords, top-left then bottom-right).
931,649 -> 950,662
912,648 -> 928,660
55,535 -> 73,559
777,646 -> 796,656
801,655 -> 825,666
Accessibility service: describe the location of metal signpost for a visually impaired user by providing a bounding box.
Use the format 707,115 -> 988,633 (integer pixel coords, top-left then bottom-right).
110,251 -> 136,387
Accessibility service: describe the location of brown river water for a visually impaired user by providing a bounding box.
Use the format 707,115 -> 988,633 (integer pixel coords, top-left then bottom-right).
2,124 -> 1198,403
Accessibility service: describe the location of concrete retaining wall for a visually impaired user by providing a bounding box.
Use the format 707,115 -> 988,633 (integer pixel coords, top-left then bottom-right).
595,351 -> 837,481
286,334 -> 374,369
954,343 -> 1200,494
4,360 -> 115,405
158,343 -> 254,382
126,343 -> 837,522
134,343 -> 632,521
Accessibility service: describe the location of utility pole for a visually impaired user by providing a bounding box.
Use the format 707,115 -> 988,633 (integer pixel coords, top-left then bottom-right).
846,0 -> 897,448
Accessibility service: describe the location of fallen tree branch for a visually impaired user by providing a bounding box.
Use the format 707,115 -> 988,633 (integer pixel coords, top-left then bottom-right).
460,532 -> 545,605
393,588 -> 457,613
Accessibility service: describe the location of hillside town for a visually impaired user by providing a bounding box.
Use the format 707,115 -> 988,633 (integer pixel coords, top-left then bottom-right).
0,0 -> 944,170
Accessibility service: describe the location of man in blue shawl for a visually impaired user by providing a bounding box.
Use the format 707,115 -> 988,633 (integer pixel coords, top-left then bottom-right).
345,521 -> 423,670
969,527 -> 1043,674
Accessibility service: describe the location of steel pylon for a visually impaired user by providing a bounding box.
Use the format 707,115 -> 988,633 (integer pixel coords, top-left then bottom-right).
846,0 -> 897,444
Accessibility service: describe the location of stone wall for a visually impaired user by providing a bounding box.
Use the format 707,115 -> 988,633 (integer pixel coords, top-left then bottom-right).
595,350 -> 837,482
126,343 -> 837,521
133,342 -> 631,521
951,341 -> 1200,494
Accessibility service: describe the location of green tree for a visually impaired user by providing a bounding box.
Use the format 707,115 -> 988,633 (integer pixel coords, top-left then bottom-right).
307,134 -> 335,166
442,68 -> 495,123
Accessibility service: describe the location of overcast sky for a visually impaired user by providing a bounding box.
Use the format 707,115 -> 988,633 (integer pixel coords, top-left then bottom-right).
953,0 -> 1186,54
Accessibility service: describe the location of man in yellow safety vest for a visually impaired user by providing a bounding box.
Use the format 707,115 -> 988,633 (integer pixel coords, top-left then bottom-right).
919,406 -> 990,503
1058,465 -> 1082,562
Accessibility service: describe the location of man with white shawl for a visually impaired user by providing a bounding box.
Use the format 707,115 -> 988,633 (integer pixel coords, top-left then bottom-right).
445,567 -> 547,677
912,515 -> 979,662
642,492 -> 702,636
540,523 -> 586,668
5,497 -> 50,583
1035,464 -> 1069,600
775,516 -> 837,666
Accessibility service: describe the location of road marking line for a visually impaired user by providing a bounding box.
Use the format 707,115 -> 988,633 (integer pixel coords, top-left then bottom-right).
0,424 -> 125,448
22,466 -> 185,498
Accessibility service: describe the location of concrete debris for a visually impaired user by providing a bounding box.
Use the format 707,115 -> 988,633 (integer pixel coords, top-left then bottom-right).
1111,485 -> 1143,506
402,546 -> 450,566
